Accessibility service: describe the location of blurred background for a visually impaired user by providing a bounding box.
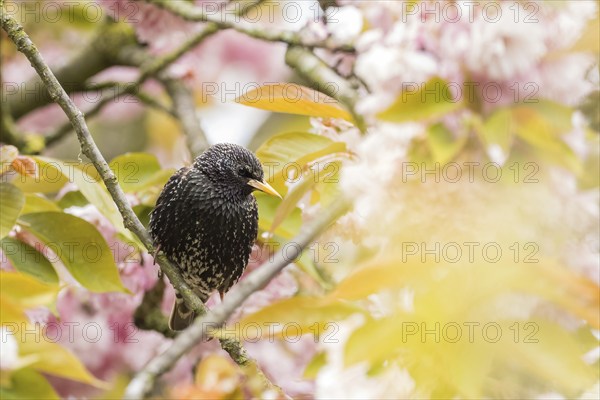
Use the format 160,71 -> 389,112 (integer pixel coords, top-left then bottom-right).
1,1 -> 599,399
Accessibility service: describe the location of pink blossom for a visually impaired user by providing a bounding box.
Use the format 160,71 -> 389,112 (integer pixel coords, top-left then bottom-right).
465,3 -> 547,81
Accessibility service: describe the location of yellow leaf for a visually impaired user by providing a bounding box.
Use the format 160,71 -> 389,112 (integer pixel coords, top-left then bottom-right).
512,106 -> 582,173
329,258 -> 425,301
234,296 -> 363,341
145,109 -> 183,152
0,294 -> 28,326
0,271 -> 58,309
235,83 -> 353,122
18,337 -> 106,388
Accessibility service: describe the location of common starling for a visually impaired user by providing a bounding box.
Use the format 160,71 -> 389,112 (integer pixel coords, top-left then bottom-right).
149,143 -> 281,330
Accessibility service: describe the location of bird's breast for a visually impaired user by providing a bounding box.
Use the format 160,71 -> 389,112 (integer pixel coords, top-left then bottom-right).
150,169 -> 259,294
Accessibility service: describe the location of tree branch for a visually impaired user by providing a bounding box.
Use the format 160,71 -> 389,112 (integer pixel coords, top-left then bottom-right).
285,45 -> 366,132
5,18 -> 139,119
161,77 -> 209,157
147,0 -> 356,53
134,277 -> 176,339
44,24 -> 219,148
1,7 -> 202,313
0,91 -> 27,150
1,11 -> 280,395
124,198 -> 350,399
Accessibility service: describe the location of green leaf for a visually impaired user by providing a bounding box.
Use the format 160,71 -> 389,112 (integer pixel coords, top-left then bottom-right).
21,194 -> 61,215
0,369 -> 60,400
297,251 -> 333,290
133,204 -> 153,228
256,132 -> 346,194
0,238 -> 58,284
527,100 -> 574,134
427,123 -> 468,164
235,83 -> 354,122
270,173 -> 318,235
256,193 -> 301,239
136,168 -> 175,192
479,108 -> 515,162
109,153 -> 162,192
19,212 -> 127,293
312,160 -> 343,207
378,77 -> 462,122
66,162 -> 131,240
512,106 -> 582,173
256,191 -> 332,288
0,183 -> 24,239
58,190 -> 89,209
14,157 -> 137,244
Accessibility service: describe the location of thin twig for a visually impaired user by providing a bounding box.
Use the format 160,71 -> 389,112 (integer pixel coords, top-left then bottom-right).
44,25 -> 219,148
5,18 -> 139,119
0,94 -> 27,150
162,78 -> 209,157
82,81 -> 174,116
124,198 -> 350,399
134,90 -> 176,117
1,11 -> 281,394
147,0 -> 356,53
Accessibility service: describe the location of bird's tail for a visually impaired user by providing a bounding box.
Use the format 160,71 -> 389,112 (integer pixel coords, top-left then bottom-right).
169,292 -> 196,331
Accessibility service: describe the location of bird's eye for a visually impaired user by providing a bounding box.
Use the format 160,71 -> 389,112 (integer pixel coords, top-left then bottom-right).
238,167 -> 250,177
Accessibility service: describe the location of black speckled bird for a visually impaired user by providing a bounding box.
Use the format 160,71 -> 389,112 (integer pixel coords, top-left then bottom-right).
149,143 -> 281,330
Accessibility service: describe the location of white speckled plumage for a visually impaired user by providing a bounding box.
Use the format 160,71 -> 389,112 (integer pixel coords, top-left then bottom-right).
149,143 -> 263,330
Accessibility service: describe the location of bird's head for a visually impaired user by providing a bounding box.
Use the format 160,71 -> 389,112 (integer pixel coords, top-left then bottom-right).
194,143 -> 282,199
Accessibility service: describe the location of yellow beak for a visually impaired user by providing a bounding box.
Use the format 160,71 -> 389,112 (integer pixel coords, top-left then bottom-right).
248,179 -> 282,199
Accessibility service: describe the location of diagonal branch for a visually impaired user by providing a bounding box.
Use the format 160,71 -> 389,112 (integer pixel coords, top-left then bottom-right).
44,24 -> 219,148
1,10 -> 281,395
0,4 -> 203,319
124,197 -> 350,399
147,0 -> 356,53
285,45 -> 366,132
161,77 -> 209,157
